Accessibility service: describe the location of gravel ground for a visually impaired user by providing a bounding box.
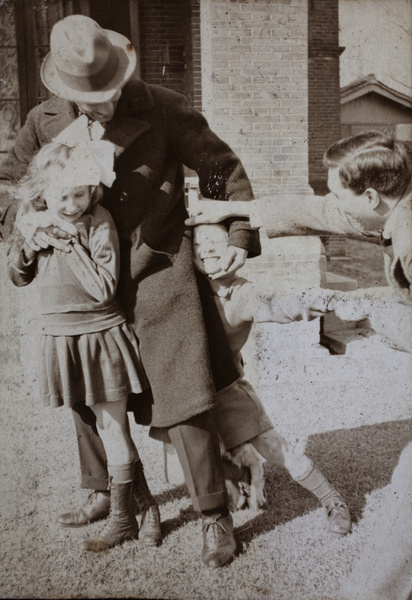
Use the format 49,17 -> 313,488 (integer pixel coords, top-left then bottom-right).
1,242 -> 411,600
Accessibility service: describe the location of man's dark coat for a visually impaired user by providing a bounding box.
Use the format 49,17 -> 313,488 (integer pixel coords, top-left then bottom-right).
0,79 -> 260,427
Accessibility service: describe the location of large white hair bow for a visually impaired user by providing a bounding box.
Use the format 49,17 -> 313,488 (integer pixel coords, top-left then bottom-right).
53,115 -> 116,188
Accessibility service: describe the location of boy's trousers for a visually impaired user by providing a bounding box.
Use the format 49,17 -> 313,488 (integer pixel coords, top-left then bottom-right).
71,402 -> 228,513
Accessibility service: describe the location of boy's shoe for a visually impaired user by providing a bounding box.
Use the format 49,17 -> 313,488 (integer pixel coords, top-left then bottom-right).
325,498 -> 352,536
139,505 -> 162,547
133,460 -> 162,547
57,491 -> 110,527
202,512 -> 237,568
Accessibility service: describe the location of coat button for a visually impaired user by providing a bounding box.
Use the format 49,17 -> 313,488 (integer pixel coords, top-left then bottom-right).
120,191 -> 129,202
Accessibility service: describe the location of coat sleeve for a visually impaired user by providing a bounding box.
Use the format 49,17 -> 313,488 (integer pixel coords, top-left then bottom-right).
261,194 -> 380,240
234,281 -> 336,323
7,230 -> 37,287
163,89 -> 261,257
65,213 -> 120,303
0,107 -> 42,242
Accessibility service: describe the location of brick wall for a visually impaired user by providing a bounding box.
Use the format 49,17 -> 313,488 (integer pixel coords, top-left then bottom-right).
201,0 -> 311,198
139,0 -> 193,99
0,1 -> 20,165
308,0 -> 342,194
139,0 -> 342,199
139,0 -> 341,199
190,0 -> 202,112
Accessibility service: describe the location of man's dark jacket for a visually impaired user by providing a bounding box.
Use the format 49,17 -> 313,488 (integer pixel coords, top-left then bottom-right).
0,79 -> 260,427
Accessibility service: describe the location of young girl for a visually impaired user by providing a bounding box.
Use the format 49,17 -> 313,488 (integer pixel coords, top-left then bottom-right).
7,142 -> 150,552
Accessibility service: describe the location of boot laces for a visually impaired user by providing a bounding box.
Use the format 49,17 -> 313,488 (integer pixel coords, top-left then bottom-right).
325,498 -> 348,517
203,517 -> 227,544
142,505 -> 158,524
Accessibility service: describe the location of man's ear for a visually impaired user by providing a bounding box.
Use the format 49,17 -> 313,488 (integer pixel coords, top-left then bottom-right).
365,188 -> 381,210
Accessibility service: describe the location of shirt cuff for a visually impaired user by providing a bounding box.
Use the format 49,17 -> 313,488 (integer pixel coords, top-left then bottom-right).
227,219 -> 261,257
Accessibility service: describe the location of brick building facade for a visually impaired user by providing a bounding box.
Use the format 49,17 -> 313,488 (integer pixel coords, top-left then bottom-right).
308,0 -> 342,195
1,0 -> 341,199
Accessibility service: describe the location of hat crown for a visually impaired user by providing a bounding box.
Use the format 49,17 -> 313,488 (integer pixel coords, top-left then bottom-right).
41,15 -> 137,102
50,16 -> 112,77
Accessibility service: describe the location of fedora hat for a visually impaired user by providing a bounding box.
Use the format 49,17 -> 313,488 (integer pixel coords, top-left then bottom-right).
41,15 -> 137,103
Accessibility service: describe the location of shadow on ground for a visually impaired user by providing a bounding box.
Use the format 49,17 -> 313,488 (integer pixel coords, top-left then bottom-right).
304,418 -> 412,519
152,419 -> 412,548
235,418 -> 412,551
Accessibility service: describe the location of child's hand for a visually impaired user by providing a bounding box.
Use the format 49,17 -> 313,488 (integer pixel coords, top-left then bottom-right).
17,211 -> 77,253
210,246 -> 248,279
22,242 -> 37,262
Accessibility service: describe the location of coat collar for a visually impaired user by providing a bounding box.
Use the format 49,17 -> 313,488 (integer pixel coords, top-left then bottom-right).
40,79 -> 154,154
382,184 -> 412,243
117,78 -> 155,114
104,115 -> 150,155
40,79 -> 155,116
106,81 -> 154,153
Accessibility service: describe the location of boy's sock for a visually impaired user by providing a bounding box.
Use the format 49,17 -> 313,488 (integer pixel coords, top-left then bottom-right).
294,465 -> 342,504
202,505 -> 229,519
294,465 -> 351,535
221,458 -> 251,484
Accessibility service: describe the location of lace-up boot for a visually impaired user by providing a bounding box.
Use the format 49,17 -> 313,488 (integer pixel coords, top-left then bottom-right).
83,480 -> 138,551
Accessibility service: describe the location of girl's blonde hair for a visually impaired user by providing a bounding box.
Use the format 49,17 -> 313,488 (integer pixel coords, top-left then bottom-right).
323,131 -> 412,198
17,142 -> 103,213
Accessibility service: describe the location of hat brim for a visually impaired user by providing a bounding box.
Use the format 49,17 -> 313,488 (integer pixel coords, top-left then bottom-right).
40,29 -> 137,103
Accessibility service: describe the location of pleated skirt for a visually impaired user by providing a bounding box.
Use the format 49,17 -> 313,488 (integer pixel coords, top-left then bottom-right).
38,322 -> 148,408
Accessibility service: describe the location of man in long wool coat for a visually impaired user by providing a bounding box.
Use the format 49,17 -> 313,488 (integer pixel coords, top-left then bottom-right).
0,15 -> 260,567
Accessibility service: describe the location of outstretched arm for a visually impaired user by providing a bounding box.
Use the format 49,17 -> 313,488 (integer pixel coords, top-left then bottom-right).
186,194 -> 381,240
186,198 -> 258,225
252,287 -> 336,324
233,282 -> 336,324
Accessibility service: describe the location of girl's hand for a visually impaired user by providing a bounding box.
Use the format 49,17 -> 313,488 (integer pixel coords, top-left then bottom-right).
17,211 -> 77,253
22,242 -> 37,262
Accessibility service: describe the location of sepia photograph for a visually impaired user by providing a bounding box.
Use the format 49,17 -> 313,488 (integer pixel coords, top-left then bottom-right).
0,0 -> 411,598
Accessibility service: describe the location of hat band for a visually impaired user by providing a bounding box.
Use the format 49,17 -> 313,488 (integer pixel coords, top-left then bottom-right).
56,47 -> 120,93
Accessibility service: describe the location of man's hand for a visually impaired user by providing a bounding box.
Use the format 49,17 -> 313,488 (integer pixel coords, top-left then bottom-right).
17,211 -> 77,253
185,199 -> 253,226
209,246 -> 248,279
